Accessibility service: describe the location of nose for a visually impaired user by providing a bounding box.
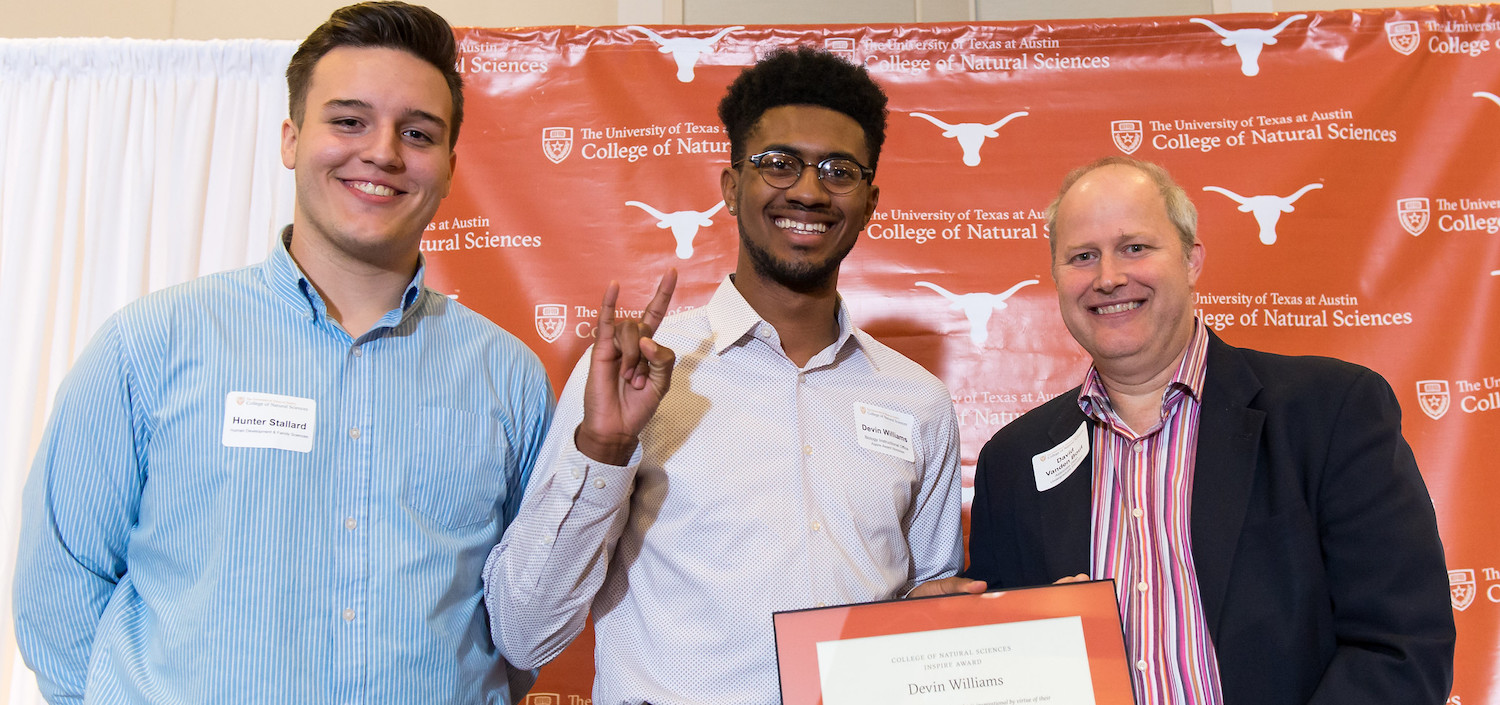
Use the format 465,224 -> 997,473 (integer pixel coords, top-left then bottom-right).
1094,253 -> 1126,292
782,163 -> 831,206
361,127 -> 404,171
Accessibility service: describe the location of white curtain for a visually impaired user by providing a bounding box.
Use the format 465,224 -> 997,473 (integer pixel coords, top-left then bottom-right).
0,38 -> 297,703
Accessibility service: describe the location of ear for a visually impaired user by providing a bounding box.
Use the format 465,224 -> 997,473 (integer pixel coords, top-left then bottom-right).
720,166 -> 740,215
1186,239 -> 1205,287
280,118 -> 299,170
860,183 -> 880,230
441,149 -> 457,198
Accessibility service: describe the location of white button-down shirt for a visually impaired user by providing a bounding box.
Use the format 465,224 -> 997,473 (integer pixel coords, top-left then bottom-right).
486,277 -> 963,705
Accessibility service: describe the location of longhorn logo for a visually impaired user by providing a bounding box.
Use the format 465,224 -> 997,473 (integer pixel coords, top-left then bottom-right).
1201,183 -> 1322,245
914,279 -> 1039,346
1385,20 -> 1420,55
627,25 -> 743,82
1396,198 -> 1429,237
1189,14 -> 1307,76
909,111 -> 1028,167
1476,91 -> 1500,108
626,200 -> 726,259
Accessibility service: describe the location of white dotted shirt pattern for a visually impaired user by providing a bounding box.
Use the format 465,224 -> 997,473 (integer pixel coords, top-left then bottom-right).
486,277 -> 964,705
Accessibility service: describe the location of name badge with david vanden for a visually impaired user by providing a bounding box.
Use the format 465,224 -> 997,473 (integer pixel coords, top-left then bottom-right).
773,580 -> 1135,705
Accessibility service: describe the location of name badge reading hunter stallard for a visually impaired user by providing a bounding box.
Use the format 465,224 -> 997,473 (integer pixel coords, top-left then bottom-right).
222,391 -> 317,453
1032,422 -> 1088,492
854,403 -> 916,462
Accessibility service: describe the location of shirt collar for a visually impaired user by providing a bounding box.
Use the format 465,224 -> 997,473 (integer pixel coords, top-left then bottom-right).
704,276 -> 870,368
1078,316 -> 1211,421
262,225 -> 428,327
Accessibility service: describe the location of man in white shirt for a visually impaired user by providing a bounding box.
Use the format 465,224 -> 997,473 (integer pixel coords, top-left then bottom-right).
483,46 -> 966,705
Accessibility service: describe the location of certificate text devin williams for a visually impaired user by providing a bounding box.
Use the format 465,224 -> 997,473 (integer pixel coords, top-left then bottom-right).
908,676 -> 1006,694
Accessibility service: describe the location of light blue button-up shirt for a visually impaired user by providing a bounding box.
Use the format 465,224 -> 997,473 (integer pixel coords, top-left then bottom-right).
15,231 -> 554,704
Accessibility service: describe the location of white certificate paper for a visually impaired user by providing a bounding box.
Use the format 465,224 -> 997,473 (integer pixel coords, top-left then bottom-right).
815,616 -> 1094,705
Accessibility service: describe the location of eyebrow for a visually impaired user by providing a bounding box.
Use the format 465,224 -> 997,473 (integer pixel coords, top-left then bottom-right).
322,99 -> 449,132
758,143 -> 863,163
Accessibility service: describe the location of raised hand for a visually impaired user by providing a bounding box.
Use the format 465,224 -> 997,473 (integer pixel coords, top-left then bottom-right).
575,270 -> 678,465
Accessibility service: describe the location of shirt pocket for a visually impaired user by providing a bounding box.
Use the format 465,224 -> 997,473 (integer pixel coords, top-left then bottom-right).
405,406 -> 511,530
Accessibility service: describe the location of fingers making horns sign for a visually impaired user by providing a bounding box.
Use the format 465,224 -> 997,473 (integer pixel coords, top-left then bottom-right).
575,269 -> 679,465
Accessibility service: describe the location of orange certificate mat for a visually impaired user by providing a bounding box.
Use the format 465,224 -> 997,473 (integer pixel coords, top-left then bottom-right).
773,580 -> 1135,705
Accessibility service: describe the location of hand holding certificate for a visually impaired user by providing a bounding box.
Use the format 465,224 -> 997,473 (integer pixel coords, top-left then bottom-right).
774,580 -> 1134,705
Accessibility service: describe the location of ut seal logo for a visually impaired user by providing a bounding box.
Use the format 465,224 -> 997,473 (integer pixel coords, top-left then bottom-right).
1416,379 -> 1450,420
542,127 -> 573,164
1449,569 -> 1476,611
1386,20 -> 1420,56
535,304 -> 567,344
823,37 -> 857,64
1110,120 -> 1142,155
1397,198 -> 1430,236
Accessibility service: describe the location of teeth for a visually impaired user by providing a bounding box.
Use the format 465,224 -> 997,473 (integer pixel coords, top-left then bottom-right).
1094,302 -> 1141,315
350,181 -> 396,196
775,218 -> 828,234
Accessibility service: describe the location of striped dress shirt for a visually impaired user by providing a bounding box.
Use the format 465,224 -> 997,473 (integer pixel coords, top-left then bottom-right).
14,231 -> 555,704
486,277 -> 964,705
1079,318 -> 1225,705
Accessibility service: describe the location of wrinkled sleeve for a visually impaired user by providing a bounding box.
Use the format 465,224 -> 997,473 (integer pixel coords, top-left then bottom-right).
1308,369 -> 1455,705
483,351 -> 638,669
14,319 -> 146,703
902,395 -> 965,594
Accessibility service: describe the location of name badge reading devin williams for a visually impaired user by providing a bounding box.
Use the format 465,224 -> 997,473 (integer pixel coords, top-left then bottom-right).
854,403 -> 916,462
222,391 -> 317,453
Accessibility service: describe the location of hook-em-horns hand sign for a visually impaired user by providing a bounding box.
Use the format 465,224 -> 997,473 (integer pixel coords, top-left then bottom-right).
574,269 -> 679,466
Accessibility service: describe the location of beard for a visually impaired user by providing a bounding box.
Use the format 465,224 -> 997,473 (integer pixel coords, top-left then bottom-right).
738,222 -> 857,295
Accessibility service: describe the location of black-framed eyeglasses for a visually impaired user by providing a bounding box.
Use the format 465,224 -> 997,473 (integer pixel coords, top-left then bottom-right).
734,150 -> 874,195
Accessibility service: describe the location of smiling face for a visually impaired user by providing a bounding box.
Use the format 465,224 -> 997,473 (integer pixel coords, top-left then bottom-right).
281,46 -> 456,273
1050,163 -> 1204,384
722,104 -> 879,295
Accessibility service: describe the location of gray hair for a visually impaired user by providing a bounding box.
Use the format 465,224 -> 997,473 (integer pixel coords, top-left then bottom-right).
1045,156 -> 1198,257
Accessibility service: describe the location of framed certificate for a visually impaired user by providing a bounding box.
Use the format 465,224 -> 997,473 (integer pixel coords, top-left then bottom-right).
773,580 -> 1135,705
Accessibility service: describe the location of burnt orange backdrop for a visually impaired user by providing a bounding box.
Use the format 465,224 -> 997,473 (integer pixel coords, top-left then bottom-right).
427,7 -> 1499,704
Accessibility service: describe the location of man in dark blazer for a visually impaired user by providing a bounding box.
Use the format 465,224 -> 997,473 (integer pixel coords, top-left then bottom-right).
960,157 -> 1454,705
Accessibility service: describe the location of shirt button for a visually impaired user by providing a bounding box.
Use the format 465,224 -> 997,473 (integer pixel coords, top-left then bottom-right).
571,468 -> 581,479
802,445 -> 813,456
352,347 -> 363,357
344,517 -> 357,531
758,328 -> 772,339
1132,507 -> 1144,518
349,427 -> 361,440
1137,581 -> 1148,592
342,608 -> 356,622
593,478 -> 607,489
1133,444 -> 1146,453
810,521 -> 822,532
1136,660 -> 1148,671
816,602 -> 827,608
542,536 -> 555,546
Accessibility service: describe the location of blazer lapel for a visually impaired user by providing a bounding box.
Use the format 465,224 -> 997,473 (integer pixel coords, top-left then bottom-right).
1191,333 -> 1265,638
1037,400 -> 1095,580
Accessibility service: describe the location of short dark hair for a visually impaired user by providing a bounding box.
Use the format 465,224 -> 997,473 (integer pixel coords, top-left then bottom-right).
718,46 -> 888,175
286,1 -> 464,148
1045,156 -> 1198,257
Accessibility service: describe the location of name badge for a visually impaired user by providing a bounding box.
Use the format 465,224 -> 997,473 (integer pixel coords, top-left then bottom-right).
222,391 -> 317,453
854,403 -> 916,462
1033,422 -> 1088,492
